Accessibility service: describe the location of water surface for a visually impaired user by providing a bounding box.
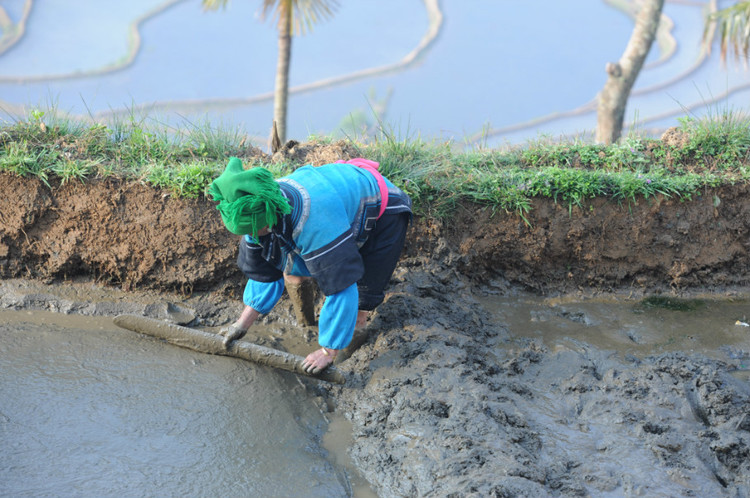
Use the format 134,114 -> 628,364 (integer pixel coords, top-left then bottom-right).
480,292 -> 750,372
0,310 -> 353,498
0,0 -> 746,145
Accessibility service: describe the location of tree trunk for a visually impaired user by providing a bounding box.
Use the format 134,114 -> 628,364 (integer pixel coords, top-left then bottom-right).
273,9 -> 292,145
596,0 -> 665,144
113,314 -> 346,384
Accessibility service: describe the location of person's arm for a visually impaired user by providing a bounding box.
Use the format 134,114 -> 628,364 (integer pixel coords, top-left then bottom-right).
318,283 -> 358,349
221,278 -> 284,346
235,305 -> 261,329
301,283 -> 358,374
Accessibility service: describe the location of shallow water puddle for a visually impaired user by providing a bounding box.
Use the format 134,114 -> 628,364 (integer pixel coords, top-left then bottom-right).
479,293 -> 750,371
0,310 -> 356,498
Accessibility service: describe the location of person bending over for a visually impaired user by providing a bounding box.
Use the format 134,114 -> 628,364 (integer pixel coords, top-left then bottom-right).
209,157 -> 411,374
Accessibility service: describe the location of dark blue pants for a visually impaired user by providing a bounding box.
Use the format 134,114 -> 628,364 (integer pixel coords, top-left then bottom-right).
357,212 -> 410,311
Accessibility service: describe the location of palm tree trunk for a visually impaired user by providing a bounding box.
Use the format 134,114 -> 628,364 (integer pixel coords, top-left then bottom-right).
596,0 -> 664,144
273,8 -> 292,145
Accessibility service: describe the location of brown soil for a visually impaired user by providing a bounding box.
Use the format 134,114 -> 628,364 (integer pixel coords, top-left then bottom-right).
2,158 -> 749,296
2,143 -> 750,497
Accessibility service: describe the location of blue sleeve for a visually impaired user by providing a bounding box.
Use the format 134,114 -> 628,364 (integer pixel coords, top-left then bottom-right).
243,278 -> 284,314
318,283 -> 358,350
237,235 -> 284,282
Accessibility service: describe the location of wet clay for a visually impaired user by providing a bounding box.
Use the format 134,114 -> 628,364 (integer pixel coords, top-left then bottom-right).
3,265 -> 750,496
327,260 -> 750,497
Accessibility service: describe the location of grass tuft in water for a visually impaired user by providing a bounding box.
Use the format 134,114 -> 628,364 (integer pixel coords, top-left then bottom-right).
637,296 -> 706,312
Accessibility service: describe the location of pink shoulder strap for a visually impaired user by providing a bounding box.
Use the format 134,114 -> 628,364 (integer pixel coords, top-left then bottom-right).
335,158 -> 389,219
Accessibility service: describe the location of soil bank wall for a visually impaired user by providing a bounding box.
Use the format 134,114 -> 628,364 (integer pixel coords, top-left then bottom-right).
1,172 -> 749,295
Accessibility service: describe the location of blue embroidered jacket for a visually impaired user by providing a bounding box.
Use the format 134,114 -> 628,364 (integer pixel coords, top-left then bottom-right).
236,163 -> 411,349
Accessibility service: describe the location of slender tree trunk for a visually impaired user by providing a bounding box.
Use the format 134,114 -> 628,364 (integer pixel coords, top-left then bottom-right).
596,0 -> 664,144
273,9 -> 292,145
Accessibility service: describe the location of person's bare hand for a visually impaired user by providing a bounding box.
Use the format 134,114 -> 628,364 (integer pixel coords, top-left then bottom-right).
301,347 -> 338,375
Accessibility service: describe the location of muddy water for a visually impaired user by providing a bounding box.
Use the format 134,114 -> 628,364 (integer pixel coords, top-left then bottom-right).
0,310 -> 358,498
480,292 -> 750,376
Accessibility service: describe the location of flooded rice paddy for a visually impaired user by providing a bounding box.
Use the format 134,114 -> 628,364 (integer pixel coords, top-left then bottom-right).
2,289 -> 749,497
0,310 -> 362,498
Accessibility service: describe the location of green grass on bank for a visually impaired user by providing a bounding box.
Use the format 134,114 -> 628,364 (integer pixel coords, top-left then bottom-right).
1,109 -> 749,221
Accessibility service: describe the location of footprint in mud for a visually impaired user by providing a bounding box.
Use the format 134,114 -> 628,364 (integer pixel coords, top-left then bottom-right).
622,327 -> 645,344
144,302 -> 196,325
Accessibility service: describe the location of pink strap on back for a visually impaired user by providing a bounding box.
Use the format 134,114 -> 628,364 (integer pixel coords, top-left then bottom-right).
336,158 -> 389,219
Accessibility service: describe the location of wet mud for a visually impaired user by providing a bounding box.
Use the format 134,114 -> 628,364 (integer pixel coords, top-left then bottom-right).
2,143 -> 750,496
3,269 -> 749,496
325,261 -> 750,497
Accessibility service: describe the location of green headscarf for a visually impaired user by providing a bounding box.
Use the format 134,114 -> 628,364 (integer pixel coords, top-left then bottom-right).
209,157 -> 291,238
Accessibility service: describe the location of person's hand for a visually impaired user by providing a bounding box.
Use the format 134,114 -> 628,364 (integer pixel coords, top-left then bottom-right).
220,322 -> 247,348
301,347 -> 338,375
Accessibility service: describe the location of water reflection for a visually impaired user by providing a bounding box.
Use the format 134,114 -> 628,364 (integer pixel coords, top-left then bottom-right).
0,0 -> 746,146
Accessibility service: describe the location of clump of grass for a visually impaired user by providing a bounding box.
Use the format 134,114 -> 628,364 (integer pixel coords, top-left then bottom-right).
0,140 -> 58,186
636,296 -> 706,312
674,107 -> 750,170
53,158 -> 101,185
171,115 -> 250,161
519,136 -> 653,171
0,106 -> 749,221
145,160 -> 222,199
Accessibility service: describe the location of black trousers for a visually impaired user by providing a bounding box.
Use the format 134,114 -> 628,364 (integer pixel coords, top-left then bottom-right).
357,212 -> 410,311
